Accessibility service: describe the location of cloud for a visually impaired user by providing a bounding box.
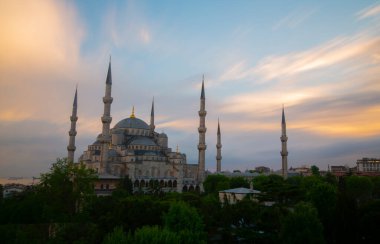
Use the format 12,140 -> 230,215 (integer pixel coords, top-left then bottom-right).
253,35 -> 380,82
273,7 -> 317,30
105,2 -> 153,48
357,3 -> 380,20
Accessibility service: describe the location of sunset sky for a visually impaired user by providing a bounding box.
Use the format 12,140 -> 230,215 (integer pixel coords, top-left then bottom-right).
1,0 -> 380,177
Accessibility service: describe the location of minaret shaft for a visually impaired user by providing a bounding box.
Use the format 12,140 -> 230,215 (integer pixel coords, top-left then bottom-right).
216,120 -> 222,173
100,61 -> 113,173
67,88 -> 78,162
150,98 -> 155,135
281,107 -> 288,179
198,78 -> 207,181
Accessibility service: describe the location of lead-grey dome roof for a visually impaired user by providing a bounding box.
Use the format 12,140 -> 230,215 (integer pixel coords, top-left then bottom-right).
129,137 -> 157,146
114,117 -> 149,129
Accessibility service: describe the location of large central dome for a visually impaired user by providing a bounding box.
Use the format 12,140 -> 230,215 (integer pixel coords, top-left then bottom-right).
114,117 -> 149,129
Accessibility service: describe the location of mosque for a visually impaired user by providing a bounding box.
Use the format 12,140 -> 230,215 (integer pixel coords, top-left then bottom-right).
66,60 -> 289,194
66,61 -> 211,193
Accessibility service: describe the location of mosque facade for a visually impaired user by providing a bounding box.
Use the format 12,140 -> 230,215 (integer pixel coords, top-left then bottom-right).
66,60 -> 289,194
67,61 -> 206,193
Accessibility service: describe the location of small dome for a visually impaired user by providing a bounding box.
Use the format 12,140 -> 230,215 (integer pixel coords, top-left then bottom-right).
114,117 -> 149,130
159,133 -> 168,138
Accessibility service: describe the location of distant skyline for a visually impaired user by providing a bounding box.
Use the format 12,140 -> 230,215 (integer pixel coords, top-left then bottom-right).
1,0 -> 380,177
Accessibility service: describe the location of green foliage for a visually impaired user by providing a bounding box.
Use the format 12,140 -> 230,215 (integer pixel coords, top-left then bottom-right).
311,165 -> 320,176
103,226 -> 128,244
346,175 -> 374,204
164,201 -> 204,233
0,184 -> 3,201
112,176 -> 133,198
132,226 -> 180,244
358,200 -> 380,243
252,174 -> 289,203
230,176 -> 249,188
280,202 -> 325,244
38,158 -> 97,220
203,174 -> 230,194
371,176 -> 380,199
306,181 -> 337,242
324,172 -> 338,186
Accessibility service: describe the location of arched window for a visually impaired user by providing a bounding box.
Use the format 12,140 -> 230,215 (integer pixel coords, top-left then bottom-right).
173,180 -> 177,188
195,185 -> 200,192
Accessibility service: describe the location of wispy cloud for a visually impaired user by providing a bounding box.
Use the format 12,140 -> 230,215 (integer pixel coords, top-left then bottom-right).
253,34 -> 380,81
273,7 -> 317,30
356,3 -> 380,20
105,2 -> 153,48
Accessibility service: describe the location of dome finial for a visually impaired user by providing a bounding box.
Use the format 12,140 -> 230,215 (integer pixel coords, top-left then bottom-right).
130,106 -> 136,118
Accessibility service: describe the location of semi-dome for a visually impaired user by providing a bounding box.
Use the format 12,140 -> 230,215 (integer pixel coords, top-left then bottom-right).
114,117 -> 149,130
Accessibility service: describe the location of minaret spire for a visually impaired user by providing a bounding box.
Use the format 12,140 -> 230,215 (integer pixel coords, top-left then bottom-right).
150,97 -> 155,135
281,105 -> 288,179
100,60 -> 113,173
130,106 -> 135,118
216,118 -> 222,173
67,87 -> 78,162
198,75 -> 207,182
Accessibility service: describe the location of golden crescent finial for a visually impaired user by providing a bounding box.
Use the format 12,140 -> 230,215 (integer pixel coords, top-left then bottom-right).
130,106 -> 136,118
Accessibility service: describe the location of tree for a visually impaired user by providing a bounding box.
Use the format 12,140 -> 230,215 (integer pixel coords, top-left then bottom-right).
311,165 -> 320,176
0,184 -> 3,201
164,201 -> 204,233
307,181 -> 337,242
203,175 -> 230,195
38,158 -> 97,220
112,176 -> 133,198
230,177 -> 249,189
131,226 -> 180,244
103,226 -> 128,244
163,201 -> 206,243
345,176 -> 374,205
280,202 -> 325,244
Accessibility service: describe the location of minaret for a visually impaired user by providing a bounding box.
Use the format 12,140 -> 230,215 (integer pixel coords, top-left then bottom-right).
281,105 -> 288,179
197,76 -> 207,182
216,119 -> 222,173
67,87 -> 78,163
100,60 -> 113,174
150,98 -> 155,135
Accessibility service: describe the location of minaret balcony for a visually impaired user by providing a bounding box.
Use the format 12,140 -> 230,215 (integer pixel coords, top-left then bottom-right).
70,116 -> 78,122
280,136 -> 288,141
198,111 -> 207,116
68,130 -> 77,136
103,97 -> 113,103
198,144 -> 207,150
67,145 -> 76,151
281,151 -> 288,156
102,116 -> 112,123
216,144 -> 222,149
198,127 -> 207,133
